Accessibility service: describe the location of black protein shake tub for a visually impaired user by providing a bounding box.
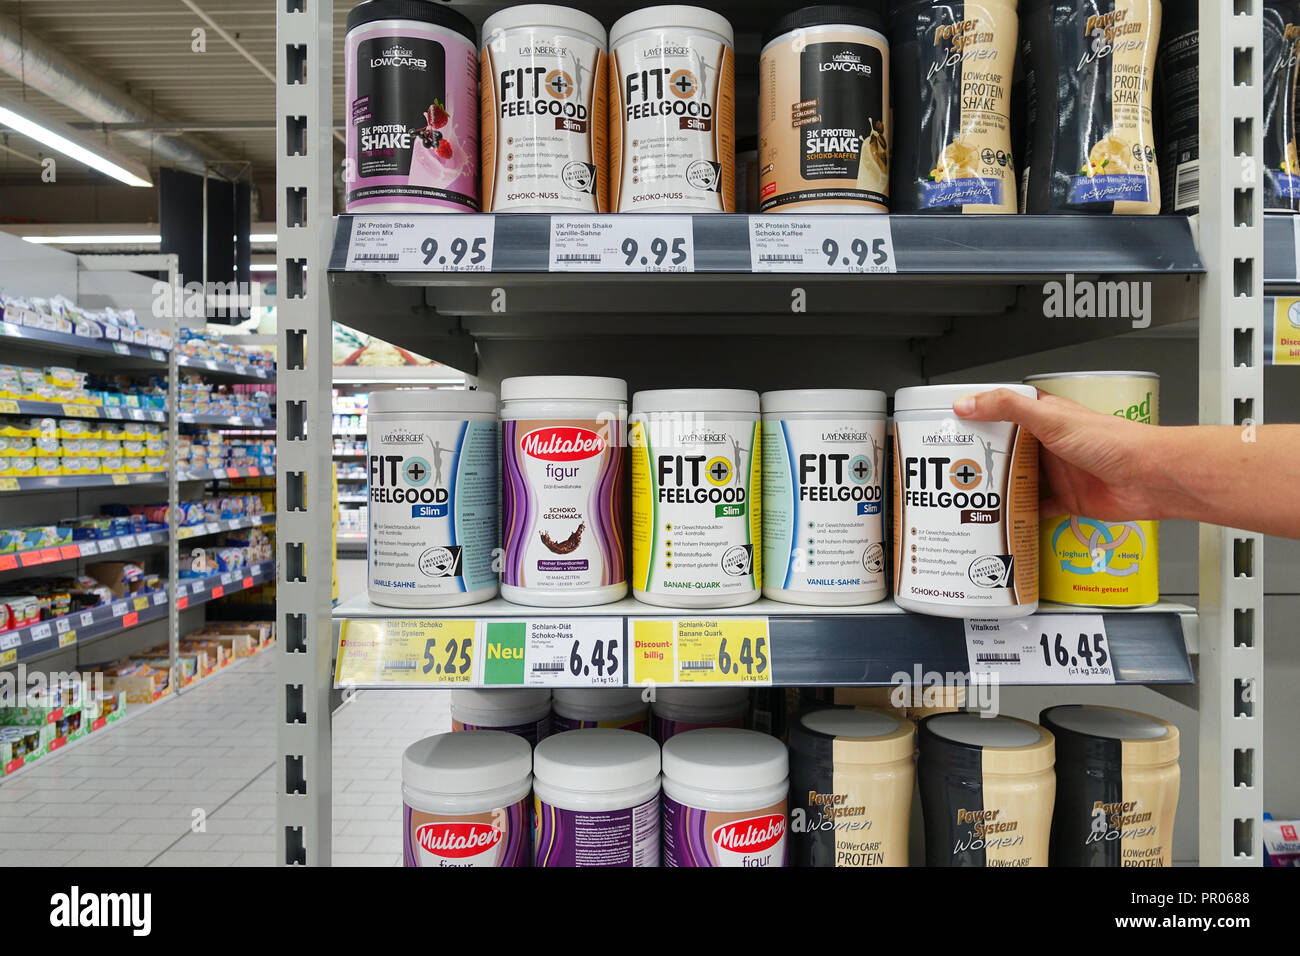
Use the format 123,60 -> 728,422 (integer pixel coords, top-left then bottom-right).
1264,1 -> 1300,212
1020,0 -> 1163,214
1155,0 -> 1197,212
1039,705 -> 1180,866
917,712 -> 1055,866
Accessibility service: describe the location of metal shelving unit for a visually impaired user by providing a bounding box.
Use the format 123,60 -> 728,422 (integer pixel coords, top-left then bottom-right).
277,0 -> 1264,866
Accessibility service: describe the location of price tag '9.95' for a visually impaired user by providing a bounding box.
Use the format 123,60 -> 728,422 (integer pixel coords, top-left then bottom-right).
550,216 -> 694,272
345,215 -> 494,272
963,615 -> 1115,685
749,215 -> 896,273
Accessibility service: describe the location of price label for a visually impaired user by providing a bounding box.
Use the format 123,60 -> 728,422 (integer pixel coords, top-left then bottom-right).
119,535 -> 137,549
242,576 -> 254,589
211,585 -> 225,599
0,399 -> 19,414
748,216 -> 896,273
79,541 -> 99,556
963,615 -> 1115,685
98,539 -> 118,553
0,632 -> 20,651
55,618 -> 71,635
112,601 -> 128,617
345,216 -> 495,272
479,619 -> 624,687
672,618 -> 772,685
151,350 -> 165,362
206,522 -> 220,533
79,612 -> 94,628
153,592 -> 166,606
0,648 -> 15,665
62,405 -> 99,418
30,622 -> 52,641
177,596 -> 189,610
59,629 -> 76,648
60,545 -> 80,560
112,474 -> 130,486
221,573 -> 233,585
234,365 -> 247,375
123,612 -> 139,628
192,579 -> 206,592
0,478 -> 19,491
133,596 -> 149,611
335,619 -> 479,687
549,216 -> 693,272
39,548 -> 61,563
205,360 -> 218,370
0,555 -> 15,572
129,409 -> 144,421
113,342 -> 130,355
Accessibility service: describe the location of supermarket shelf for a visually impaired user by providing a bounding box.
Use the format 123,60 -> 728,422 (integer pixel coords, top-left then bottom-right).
0,399 -> 166,423
177,356 -> 275,381
0,471 -> 165,493
0,529 -> 169,573
332,429 -> 366,437
332,596 -> 1196,688
337,495 -> 367,503
332,366 -> 466,385
176,513 -> 276,541
178,413 -> 275,428
1264,213 -> 1299,286
177,465 -> 270,482
3,589 -> 169,665
175,558 -> 275,610
0,320 -> 169,364
332,451 -> 365,458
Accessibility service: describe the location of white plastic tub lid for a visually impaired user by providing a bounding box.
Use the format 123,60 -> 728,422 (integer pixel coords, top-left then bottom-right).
632,388 -> 759,415
533,729 -> 661,790
482,4 -> 607,45
402,731 -> 532,795
761,388 -> 887,415
500,375 -> 627,404
369,388 -> 497,415
1041,704 -> 1171,740
1024,371 -> 1159,382
926,712 -> 1043,749
893,383 -> 1036,413
610,5 -> 735,47
662,728 -> 787,790
553,687 -> 648,714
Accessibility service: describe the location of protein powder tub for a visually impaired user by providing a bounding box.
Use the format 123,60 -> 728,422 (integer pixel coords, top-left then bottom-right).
1025,372 -> 1158,607
344,0 -> 480,213
1020,0 -> 1162,214
450,688 -> 552,745
650,687 -> 748,743
608,5 -> 736,212
367,389 -> 498,608
480,5 -> 608,212
1156,0 -> 1198,212
918,712 -> 1056,867
662,728 -> 789,867
402,731 -> 531,867
789,707 -> 915,867
891,0 -> 1019,214
552,688 -> 650,733
500,376 -> 628,607
1264,1 -> 1300,212
759,4 -> 891,213
761,389 -> 887,606
630,389 -> 761,607
533,729 -> 662,867
1040,705 -> 1179,866
892,384 -> 1039,619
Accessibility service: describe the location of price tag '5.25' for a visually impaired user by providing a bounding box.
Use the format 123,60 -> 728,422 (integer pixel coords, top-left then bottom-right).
345,215 -> 494,272
964,615 -> 1115,685
749,216 -> 896,273
550,216 -> 694,272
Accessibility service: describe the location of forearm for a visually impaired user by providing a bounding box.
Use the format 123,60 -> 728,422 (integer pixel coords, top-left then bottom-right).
1142,425 -> 1300,537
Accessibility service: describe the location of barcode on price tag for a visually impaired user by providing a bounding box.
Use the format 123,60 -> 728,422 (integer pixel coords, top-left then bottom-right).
79,611 -> 94,628
481,619 -> 626,687
345,216 -> 495,272
749,216 -> 896,273
549,216 -> 693,272
963,616 -> 1115,684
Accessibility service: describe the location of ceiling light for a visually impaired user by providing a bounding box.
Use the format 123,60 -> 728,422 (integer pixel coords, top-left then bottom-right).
0,91 -> 153,188
249,263 -> 277,273
249,233 -> 277,243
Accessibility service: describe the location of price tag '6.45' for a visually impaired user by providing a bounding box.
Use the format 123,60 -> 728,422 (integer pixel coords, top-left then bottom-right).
674,618 -> 772,685
345,216 -> 494,273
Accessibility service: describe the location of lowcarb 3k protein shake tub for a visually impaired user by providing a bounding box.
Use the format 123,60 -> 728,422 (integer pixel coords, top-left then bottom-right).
1156,0 -> 1198,212
891,0 -> 1020,214
918,712 -> 1056,867
533,729 -> 662,867
366,389 -> 498,608
662,728 -> 790,867
500,376 -> 628,607
345,0 -> 480,212
401,731 -> 531,867
608,6 -> 737,212
1020,0 -> 1162,214
1263,1 -> 1300,212
1025,371 -> 1158,606
761,389 -> 887,606
1039,705 -> 1179,866
892,384 -> 1038,619
631,389 -> 761,607
758,4 -> 891,212
789,707 -> 915,867
480,5 -> 609,212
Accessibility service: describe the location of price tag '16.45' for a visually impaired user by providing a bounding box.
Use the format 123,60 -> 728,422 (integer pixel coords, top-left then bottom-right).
550,216 -> 694,272
345,215 -> 494,272
749,216 -> 896,273
963,615 -> 1115,685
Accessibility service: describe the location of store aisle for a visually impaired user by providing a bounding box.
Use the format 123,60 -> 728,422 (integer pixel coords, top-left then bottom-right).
0,638 -> 449,866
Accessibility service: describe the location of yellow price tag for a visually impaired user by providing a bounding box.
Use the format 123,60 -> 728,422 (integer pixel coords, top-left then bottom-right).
0,648 -> 15,666
0,478 -> 18,491
59,630 -> 76,648
62,404 -> 99,418
335,618 -> 478,686
111,474 -> 130,486
673,618 -> 772,685
0,400 -> 18,414
133,596 -> 149,611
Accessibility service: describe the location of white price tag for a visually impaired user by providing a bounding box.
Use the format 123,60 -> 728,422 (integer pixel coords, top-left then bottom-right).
964,615 -> 1115,685
0,632 -> 20,650
550,216 -> 693,272
119,535 -> 137,549
79,611 -> 94,628
30,622 -> 52,641
153,592 -> 167,606
129,409 -> 144,421
346,215 -> 495,272
98,539 -> 117,553
1,321 -> 19,335
112,601 -> 128,617
514,619 -> 625,687
206,522 -> 220,533
80,541 -> 99,556
234,364 -> 247,375
192,579 -> 206,592
221,573 -> 234,585
749,216 -> 896,273
55,618 -> 71,634
113,342 -> 130,355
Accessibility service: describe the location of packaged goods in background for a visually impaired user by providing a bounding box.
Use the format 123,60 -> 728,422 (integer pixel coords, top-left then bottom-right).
892,384 -> 1038,618
1020,0 -> 1162,214
1024,372 -> 1158,606
918,712 -> 1056,866
1039,705 -> 1179,866
630,389 -> 761,607
552,688 -> 650,732
1264,1 -> 1300,212
344,0 -> 480,212
651,687 -> 749,743
480,5 -> 608,212
761,389 -> 887,606
532,729 -> 662,866
450,688 -> 552,744
608,5 -> 736,212
402,731 -> 531,867
1156,0 -> 1198,212
759,4 -> 891,212
500,377 -> 628,607
736,135 -> 759,212
366,389 -> 498,608
1264,816 -> 1300,866
662,728 -> 789,867
789,707 -> 914,866
890,0 -> 1019,213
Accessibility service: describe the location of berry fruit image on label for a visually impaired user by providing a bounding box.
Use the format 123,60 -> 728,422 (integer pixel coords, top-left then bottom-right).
403,802 -> 528,867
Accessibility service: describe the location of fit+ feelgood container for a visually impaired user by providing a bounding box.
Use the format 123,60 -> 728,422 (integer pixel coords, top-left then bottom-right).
401,731 -> 531,867
450,688 -> 552,745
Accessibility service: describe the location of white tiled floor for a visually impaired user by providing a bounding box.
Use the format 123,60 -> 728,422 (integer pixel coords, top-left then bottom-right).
0,561 -> 452,866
